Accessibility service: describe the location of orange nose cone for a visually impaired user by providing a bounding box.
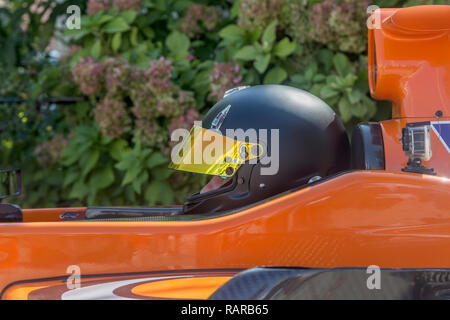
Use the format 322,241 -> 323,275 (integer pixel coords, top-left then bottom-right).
392,5 -> 450,32
368,6 -> 450,118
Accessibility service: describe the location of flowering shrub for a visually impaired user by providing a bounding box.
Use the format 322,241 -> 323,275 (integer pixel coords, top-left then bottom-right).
87,0 -> 142,15
35,134 -> 71,166
87,0 -> 111,15
113,0 -> 142,11
104,57 -> 133,94
180,4 -> 222,38
94,94 -> 131,140
131,58 -> 194,118
72,57 -> 104,95
169,108 -> 200,135
238,0 -> 283,32
309,0 -> 371,53
279,0 -> 310,44
209,62 -> 243,102
72,55 -> 196,155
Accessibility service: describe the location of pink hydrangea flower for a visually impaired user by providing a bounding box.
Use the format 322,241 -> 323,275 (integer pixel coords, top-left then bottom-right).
208,62 -> 243,102
94,94 -> 131,139
180,4 -> 222,38
35,134 -> 71,165
72,57 -> 104,95
87,0 -> 112,15
113,0 -> 142,11
238,0 -> 282,31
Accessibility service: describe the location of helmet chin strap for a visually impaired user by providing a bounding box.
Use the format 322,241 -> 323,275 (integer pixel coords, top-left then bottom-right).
200,176 -> 232,194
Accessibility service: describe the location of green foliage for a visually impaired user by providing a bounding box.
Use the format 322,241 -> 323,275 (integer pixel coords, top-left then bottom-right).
219,20 -> 296,84
0,0 -> 443,208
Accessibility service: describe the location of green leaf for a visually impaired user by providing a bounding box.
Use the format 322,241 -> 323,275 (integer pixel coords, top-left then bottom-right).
348,89 -> 363,104
81,150 -> 100,177
304,63 -> 318,82
115,155 -> 132,171
342,73 -> 358,87
313,74 -> 326,83
333,53 -> 353,77
152,167 -> 172,181
91,40 -> 101,59
262,20 -> 277,47
62,136 -> 91,166
290,74 -> 306,87
318,49 -> 334,71
111,32 -> 122,53
64,28 -> 88,40
95,14 -> 114,25
320,85 -> 339,99
122,165 -> 141,186
143,0 -> 155,8
230,0 -> 240,18
273,38 -> 296,58
103,17 -> 130,33
172,0 -> 191,12
159,183 -> 174,204
254,54 -> 271,74
234,45 -> 258,61
310,84 -> 323,97
130,27 -> 138,46
109,139 -> 129,161
264,67 -> 287,84
132,170 -> 148,194
243,68 -> 259,84
144,180 -> 174,205
147,152 -> 167,168
219,24 -> 243,41
87,191 -> 98,206
69,180 -> 88,199
326,75 -> 340,88
166,31 -> 190,53
120,10 -> 137,24
338,96 -> 352,123
351,102 -> 368,118
154,0 -> 166,11
363,96 -> 377,118
144,180 -> 160,205
89,166 -> 115,190
141,26 -> 154,39
100,134 -> 112,145
325,95 -> 340,107
63,170 -> 79,188
192,69 -> 212,95
294,43 -> 303,56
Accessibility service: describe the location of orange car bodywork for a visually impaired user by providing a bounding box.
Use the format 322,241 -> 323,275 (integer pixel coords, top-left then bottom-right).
1,5 -> 450,299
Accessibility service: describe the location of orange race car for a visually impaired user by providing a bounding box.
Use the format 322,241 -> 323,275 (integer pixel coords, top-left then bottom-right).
0,5 -> 449,300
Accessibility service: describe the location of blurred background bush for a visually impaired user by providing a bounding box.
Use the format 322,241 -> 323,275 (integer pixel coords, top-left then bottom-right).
0,0 -> 446,208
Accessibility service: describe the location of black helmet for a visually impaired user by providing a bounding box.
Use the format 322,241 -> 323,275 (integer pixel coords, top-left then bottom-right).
169,85 -> 350,215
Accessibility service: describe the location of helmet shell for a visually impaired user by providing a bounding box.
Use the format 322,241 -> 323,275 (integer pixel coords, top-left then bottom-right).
184,85 -> 350,214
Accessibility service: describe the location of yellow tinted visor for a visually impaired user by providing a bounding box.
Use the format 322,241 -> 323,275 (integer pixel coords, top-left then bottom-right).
169,125 -> 262,177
